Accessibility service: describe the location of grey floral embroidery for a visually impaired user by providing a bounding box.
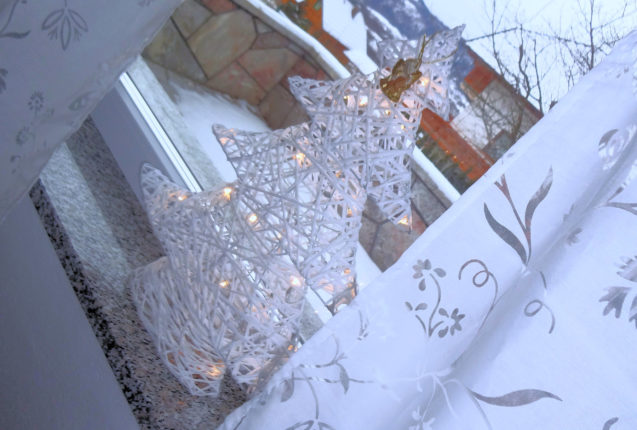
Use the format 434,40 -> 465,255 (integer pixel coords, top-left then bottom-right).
599,255 -> 637,328
458,259 -> 500,333
484,170 -> 557,334
599,287 -> 637,327
470,388 -> 561,406
409,409 -> 435,430
565,227 -> 582,245
42,0 -> 88,50
596,126 -> 637,216
603,417 -> 619,430
617,256 -> 637,281
0,68 -> 7,93
68,91 -> 93,111
28,91 -> 44,113
602,162 -> 637,216
598,128 -> 635,170
13,91 -> 54,174
0,0 -> 31,93
15,126 -> 34,146
562,204 -> 582,246
0,0 -> 31,39
407,368 -> 561,429
408,259 -> 465,338
460,386 -> 562,430
270,314 -> 372,430
484,168 -> 553,265
524,299 -> 555,333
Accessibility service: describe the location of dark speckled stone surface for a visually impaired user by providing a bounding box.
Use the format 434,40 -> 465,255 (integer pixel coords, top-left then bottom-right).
30,117 -> 246,430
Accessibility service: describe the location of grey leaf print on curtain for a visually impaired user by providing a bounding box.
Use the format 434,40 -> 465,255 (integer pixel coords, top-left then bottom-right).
0,0 -> 31,94
597,127 -> 637,216
0,0 -> 30,39
483,169 -> 555,333
277,315 -> 372,430
484,168 -> 553,265
42,0 -> 88,50
603,417 -> 619,430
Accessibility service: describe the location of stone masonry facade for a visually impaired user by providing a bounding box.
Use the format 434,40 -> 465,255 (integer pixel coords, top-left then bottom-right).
143,0 -> 453,272
144,0 -> 330,130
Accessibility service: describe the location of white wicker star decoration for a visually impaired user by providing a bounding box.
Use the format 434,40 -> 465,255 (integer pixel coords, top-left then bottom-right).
130,164 -> 306,396
213,122 -> 366,313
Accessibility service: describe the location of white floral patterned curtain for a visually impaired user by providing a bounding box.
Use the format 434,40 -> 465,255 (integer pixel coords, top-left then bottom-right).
0,0 -> 182,222
218,31 -> 637,430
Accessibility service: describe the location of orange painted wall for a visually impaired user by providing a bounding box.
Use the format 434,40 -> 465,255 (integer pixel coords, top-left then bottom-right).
278,0 -> 350,65
420,109 -> 493,181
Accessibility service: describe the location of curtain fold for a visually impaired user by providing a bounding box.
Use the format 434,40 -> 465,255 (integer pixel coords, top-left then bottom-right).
219,31 -> 637,430
0,0 -> 182,223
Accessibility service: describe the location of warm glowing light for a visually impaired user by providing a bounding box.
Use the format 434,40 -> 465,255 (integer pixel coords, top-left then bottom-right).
290,276 -> 302,287
206,366 -> 223,378
401,125 -> 406,130
385,109 -> 391,116
398,215 -> 409,226
358,96 -> 368,107
222,187 -> 233,200
294,152 -> 306,166
346,208 -> 353,216
219,280 -> 229,288
177,194 -> 188,201
247,213 -> 258,225
419,76 -> 430,86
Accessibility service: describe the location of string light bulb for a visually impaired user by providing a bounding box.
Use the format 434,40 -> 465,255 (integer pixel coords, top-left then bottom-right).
294,152 -> 306,166
222,186 -> 233,200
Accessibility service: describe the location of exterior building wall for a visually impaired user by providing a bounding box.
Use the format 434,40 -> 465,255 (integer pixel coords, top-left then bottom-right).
143,0 -> 333,130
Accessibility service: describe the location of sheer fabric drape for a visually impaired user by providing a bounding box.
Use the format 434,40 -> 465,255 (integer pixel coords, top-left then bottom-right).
0,0 -> 181,222
218,31 -> 637,430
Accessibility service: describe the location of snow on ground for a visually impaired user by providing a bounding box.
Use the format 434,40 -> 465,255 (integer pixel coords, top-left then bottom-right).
170,83 -> 269,183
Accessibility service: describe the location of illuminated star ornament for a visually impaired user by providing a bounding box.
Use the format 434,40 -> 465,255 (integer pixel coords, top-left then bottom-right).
213,122 -> 367,313
132,27 -> 462,397
130,164 -> 306,396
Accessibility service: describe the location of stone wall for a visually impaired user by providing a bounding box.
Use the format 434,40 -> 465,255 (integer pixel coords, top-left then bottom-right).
143,0 -> 454,272
144,0 -> 330,129
358,163 -> 451,271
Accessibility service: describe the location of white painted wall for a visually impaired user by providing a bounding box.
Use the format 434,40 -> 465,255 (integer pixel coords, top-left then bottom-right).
0,196 -> 139,430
